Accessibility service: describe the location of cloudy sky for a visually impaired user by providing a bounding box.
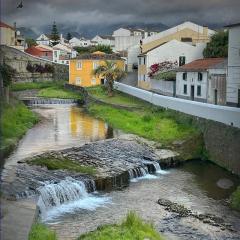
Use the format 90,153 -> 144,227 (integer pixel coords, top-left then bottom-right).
1,0 -> 239,33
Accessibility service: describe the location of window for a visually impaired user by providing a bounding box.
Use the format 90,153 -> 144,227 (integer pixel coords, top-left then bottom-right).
143,57 -> 146,65
76,77 -> 81,85
54,51 -> 58,58
76,61 -> 82,70
143,75 -> 146,81
93,61 -> 99,70
198,72 -> 203,81
139,58 -> 142,65
91,78 -> 96,85
181,37 -> 192,42
197,85 -> 201,96
179,56 -> 186,66
183,84 -> 187,94
183,72 -> 187,80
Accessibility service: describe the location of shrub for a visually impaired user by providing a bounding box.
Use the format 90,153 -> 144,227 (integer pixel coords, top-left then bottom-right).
230,186 -> 240,211
0,64 -> 16,87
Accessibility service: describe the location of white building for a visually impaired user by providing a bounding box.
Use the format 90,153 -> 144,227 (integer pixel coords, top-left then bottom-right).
53,43 -> 77,65
226,23 -> 240,107
91,35 -> 115,47
138,39 -> 206,89
36,34 -> 51,46
176,58 -> 227,105
127,44 -> 141,71
69,37 -> 91,47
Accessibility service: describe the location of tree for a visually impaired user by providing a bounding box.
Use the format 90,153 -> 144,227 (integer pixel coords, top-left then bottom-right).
203,31 -> 228,58
26,38 -> 37,47
66,32 -> 72,41
51,21 -> 60,46
93,61 -> 125,96
92,45 -> 113,54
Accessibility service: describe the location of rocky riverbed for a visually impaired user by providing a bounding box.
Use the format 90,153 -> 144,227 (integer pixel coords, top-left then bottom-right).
1,135 -> 178,199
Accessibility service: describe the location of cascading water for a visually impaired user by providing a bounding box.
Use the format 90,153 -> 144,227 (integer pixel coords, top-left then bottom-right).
37,177 -> 110,222
128,161 -> 168,182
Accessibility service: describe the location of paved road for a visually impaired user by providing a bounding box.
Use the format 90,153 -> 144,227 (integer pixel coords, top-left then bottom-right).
120,72 -> 138,87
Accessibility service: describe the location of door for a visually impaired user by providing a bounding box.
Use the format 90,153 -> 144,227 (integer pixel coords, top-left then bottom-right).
101,79 -> 105,85
214,89 -> 218,105
191,85 -> 194,101
238,89 -> 240,108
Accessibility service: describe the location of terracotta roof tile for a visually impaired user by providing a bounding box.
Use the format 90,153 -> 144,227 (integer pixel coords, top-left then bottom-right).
0,21 -> 15,30
178,58 -> 226,71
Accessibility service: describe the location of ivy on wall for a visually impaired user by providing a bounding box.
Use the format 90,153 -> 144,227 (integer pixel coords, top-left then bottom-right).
26,63 -> 54,74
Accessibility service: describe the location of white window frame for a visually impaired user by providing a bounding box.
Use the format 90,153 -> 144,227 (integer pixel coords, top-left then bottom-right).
91,78 -> 96,85
76,77 -> 81,85
76,61 -> 82,70
93,61 -> 99,70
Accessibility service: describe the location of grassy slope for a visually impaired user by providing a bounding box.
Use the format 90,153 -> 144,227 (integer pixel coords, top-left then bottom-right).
11,81 -> 82,100
78,212 -> 165,240
87,86 -> 148,107
28,157 -> 96,176
88,103 -> 198,145
230,186 -> 240,211
28,223 -> 57,240
1,100 -> 39,154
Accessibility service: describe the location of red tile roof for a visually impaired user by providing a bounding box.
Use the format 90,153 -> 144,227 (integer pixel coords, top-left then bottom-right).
0,21 -> 15,30
179,58 -> 226,71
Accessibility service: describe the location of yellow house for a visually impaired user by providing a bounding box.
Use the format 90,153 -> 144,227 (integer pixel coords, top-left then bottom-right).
69,51 -> 125,87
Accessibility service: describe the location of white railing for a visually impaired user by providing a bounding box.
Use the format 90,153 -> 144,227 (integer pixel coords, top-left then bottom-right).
114,82 -> 240,128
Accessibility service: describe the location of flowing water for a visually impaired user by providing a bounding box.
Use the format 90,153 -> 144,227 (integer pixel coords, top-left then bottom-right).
2,104 -> 240,240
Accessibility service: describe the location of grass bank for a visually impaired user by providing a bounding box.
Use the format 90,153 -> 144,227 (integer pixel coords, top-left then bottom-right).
27,157 -> 97,176
87,86 -> 148,107
1,99 -> 39,157
12,81 -> 83,100
78,212 -> 165,240
28,223 -> 57,240
88,103 -> 199,146
230,186 -> 240,211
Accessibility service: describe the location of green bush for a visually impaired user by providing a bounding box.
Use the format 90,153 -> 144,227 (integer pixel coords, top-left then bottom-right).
28,223 -> 57,240
78,212 -> 164,240
230,186 -> 240,211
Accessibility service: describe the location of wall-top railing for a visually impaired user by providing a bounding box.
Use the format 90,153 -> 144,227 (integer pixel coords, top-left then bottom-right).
114,82 -> 240,128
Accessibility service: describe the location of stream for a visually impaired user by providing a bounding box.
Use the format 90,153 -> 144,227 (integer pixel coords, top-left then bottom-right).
1,104 -> 240,240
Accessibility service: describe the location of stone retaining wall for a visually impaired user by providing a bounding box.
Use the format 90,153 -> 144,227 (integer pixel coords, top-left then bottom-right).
0,45 -> 69,82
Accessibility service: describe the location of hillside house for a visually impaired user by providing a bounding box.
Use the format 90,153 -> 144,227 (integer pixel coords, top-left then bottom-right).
25,45 -> 53,61
69,52 -> 125,87
176,58 -> 227,105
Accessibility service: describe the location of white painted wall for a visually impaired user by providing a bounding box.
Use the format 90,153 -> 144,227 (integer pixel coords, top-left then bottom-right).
92,35 -> 115,46
113,28 -> 132,37
150,79 -> 175,96
176,71 -> 208,101
114,82 -> 240,128
127,44 -> 140,70
227,25 -> 240,106
114,36 -> 142,52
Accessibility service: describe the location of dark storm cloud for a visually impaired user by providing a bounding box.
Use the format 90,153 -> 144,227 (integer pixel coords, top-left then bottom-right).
1,0 -> 240,31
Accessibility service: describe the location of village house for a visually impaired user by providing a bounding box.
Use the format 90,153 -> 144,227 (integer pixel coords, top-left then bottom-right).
176,58 -> 227,105
69,51 -> 125,87
138,40 -> 206,90
69,37 -> 91,48
141,21 -> 215,53
137,22 -> 215,90
36,34 -> 51,46
113,27 -> 159,52
91,35 -> 115,47
226,23 -> 240,107
53,43 -> 77,65
0,21 -> 25,51
25,45 -> 53,61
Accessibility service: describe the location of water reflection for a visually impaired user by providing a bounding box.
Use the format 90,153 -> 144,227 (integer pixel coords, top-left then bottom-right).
179,160 -> 240,200
4,104 -> 117,168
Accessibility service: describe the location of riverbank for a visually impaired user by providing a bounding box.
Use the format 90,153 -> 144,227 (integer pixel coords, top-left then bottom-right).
1,99 -> 39,160
87,86 -> 203,160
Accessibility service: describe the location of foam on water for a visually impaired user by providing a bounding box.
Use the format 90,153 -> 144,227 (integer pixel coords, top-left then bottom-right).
130,174 -> 159,182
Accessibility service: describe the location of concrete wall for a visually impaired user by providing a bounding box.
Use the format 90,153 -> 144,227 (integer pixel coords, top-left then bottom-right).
227,25 -> 240,106
0,27 -> 15,46
150,79 -> 175,96
114,36 -> 142,52
0,45 -> 69,82
114,82 -> 240,128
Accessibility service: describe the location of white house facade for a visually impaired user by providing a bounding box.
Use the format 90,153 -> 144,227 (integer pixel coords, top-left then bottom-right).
53,43 -> 77,65
138,40 -> 206,89
226,23 -> 240,107
91,35 -> 115,47
36,34 -> 51,46
176,58 -> 227,105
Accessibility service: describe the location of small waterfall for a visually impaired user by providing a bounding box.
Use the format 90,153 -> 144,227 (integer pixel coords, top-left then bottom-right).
128,166 -> 148,179
152,162 -> 161,172
26,98 -> 77,105
37,177 -> 110,222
